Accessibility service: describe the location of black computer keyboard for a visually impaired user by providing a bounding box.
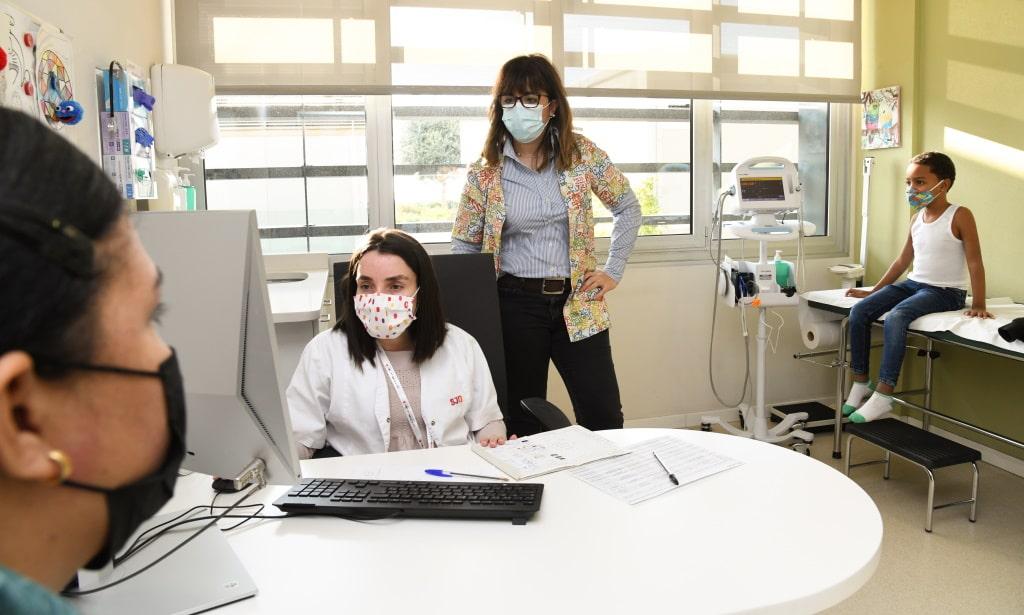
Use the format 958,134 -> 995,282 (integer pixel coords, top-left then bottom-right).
273,478 -> 543,525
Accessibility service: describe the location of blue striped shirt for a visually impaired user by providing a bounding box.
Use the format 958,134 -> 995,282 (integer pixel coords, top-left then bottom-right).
453,140 -> 642,281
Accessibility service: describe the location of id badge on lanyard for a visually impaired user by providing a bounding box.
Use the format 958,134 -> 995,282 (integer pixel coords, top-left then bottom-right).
377,349 -> 432,449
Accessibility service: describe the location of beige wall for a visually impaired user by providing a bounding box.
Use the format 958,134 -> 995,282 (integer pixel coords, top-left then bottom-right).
14,0 -> 165,161
861,0 -> 1024,459
858,0 -> 918,273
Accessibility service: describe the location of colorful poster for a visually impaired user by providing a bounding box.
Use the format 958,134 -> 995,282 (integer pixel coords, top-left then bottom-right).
0,1 -> 41,119
861,85 -> 901,150
35,23 -> 74,128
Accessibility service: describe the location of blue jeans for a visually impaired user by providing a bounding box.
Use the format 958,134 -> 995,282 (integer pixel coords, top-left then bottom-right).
848,279 -> 966,387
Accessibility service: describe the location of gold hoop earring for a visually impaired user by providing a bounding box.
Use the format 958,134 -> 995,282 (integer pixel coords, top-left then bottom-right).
48,449 -> 73,484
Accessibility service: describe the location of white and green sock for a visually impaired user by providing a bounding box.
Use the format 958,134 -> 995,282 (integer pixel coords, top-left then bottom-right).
850,391 -> 893,423
842,380 -> 874,417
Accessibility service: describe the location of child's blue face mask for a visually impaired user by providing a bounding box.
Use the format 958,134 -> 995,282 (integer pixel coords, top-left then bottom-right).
906,180 -> 944,209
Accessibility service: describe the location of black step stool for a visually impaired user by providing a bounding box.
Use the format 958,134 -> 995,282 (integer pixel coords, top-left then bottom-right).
844,418 -> 980,532
771,401 -> 845,433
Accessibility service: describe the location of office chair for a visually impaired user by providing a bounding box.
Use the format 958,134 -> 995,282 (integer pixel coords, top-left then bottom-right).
420,254 -> 571,432
311,444 -> 341,459
519,397 -> 572,430
428,253 -> 511,415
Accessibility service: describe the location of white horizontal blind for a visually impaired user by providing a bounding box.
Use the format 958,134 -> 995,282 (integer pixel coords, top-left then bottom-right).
175,0 -> 859,102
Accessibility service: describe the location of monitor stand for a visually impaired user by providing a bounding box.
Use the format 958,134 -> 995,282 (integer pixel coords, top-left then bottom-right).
70,510 -> 258,615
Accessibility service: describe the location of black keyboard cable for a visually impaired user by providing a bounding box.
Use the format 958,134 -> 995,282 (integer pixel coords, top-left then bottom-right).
61,484 -> 263,597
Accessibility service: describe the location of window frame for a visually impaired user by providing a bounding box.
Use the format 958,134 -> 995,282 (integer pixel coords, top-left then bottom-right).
198,95 -> 851,262
607,99 -> 852,265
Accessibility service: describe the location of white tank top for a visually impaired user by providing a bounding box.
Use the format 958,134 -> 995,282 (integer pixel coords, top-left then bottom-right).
907,204 -> 968,289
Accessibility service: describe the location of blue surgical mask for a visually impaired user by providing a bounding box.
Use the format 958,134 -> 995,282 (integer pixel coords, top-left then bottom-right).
906,180 -> 944,209
502,101 -> 550,144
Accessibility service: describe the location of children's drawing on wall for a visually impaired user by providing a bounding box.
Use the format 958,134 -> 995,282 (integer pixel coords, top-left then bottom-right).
35,23 -> 75,128
0,2 -> 77,128
861,86 -> 901,150
0,2 -> 41,118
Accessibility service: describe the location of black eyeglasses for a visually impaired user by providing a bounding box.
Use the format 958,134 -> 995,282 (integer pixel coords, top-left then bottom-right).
499,94 -> 548,109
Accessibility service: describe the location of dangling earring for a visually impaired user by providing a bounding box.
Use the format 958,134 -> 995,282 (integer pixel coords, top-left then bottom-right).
48,449 -> 73,484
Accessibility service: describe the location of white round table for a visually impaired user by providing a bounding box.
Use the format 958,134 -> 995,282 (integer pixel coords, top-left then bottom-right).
164,428 -> 881,614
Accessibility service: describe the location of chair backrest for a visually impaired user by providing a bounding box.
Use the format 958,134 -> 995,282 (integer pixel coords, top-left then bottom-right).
427,253 -> 508,414
332,252 -> 508,414
519,397 -> 572,431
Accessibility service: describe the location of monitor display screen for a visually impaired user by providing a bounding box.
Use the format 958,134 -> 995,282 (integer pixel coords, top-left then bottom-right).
739,177 -> 786,201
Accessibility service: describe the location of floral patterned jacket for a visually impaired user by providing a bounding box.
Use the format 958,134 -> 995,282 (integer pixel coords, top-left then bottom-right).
452,134 -> 633,342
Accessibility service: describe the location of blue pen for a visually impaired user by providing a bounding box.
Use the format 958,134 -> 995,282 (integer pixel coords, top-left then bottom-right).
425,468 -> 509,482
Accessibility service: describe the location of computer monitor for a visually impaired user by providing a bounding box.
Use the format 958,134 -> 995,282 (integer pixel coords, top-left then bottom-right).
134,210 -> 300,486
72,210 -> 295,614
726,156 -> 803,215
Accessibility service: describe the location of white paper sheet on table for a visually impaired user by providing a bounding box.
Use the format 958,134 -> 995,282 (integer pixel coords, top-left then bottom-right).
906,301 -> 1024,354
801,290 -> 1024,355
572,436 -> 743,505
802,288 -> 863,310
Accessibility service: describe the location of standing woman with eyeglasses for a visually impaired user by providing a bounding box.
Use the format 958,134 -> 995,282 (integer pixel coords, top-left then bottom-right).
452,54 -> 641,436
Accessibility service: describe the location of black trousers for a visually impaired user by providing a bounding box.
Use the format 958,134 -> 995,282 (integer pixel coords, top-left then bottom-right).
498,285 -> 623,436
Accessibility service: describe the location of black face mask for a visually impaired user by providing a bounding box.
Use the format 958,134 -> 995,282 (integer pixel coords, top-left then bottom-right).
52,350 -> 187,570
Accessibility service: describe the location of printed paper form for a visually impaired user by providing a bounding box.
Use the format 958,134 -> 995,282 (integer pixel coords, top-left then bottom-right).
471,425 -> 627,480
572,436 -> 743,505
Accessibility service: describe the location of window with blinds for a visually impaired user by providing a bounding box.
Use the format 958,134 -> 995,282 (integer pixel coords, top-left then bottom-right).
180,1 -> 855,255
175,0 -> 859,101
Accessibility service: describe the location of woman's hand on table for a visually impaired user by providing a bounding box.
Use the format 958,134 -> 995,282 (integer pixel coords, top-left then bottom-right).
845,288 -> 873,298
478,434 -> 518,448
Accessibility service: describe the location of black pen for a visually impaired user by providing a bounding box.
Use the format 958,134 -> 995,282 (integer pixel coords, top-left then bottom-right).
652,451 -> 679,485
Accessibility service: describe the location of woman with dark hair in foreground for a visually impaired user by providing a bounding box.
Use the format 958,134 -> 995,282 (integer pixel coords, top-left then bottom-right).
0,108 -> 185,613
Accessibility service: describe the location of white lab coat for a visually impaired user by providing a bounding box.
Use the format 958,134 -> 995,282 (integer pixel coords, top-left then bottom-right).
287,324 -> 503,456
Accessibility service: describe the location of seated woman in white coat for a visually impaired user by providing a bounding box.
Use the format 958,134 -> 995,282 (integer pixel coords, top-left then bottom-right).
288,228 -> 510,458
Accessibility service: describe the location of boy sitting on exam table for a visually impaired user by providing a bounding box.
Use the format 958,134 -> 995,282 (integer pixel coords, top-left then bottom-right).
842,152 -> 992,423
287,229 -> 512,457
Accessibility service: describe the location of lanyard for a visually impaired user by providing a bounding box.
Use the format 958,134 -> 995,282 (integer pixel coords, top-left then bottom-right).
377,349 -> 432,449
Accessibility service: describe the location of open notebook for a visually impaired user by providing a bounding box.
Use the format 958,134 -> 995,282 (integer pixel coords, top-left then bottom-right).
471,425 -> 627,480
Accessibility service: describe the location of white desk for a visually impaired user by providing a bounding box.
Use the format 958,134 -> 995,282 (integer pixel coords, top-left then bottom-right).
266,269 -> 329,325
265,268 -> 329,395
165,429 -> 881,614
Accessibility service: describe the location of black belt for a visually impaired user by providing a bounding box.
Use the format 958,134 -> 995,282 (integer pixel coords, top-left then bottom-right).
497,275 -> 571,295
